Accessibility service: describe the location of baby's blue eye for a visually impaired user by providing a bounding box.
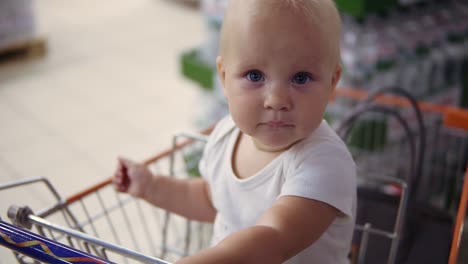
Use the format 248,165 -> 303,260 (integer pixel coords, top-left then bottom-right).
246,70 -> 264,82
292,72 -> 312,84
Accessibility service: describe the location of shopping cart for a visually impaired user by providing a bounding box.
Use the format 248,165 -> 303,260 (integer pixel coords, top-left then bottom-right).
0,130 -> 213,264
1,87 -> 467,264
331,87 -> 468,264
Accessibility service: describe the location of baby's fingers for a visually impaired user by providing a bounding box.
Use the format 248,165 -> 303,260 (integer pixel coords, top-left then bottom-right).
113,171 -> 124,188
118,157 -> 136,169
114,175 -> 130,192
114,157 -> 131,192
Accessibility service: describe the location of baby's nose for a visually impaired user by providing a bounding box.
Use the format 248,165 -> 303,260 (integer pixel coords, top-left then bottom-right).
264,87 -> 292,111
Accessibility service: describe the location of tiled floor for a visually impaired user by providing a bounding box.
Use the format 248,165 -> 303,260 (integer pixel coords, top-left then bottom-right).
0,1 -> 205,261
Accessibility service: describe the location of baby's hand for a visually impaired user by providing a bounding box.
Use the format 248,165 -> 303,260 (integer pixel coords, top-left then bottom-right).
113,157 -> 153,199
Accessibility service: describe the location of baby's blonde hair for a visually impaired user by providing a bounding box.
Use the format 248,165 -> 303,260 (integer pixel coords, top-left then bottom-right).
219,0 -> 342,66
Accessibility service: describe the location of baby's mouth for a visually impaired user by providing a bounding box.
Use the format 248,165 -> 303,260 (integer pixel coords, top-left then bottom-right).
263,121 -> 293,128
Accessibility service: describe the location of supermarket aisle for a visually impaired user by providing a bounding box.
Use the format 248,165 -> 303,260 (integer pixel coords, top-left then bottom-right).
0,0 -> 204,249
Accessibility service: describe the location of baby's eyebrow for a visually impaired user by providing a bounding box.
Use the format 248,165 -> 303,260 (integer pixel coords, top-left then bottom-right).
235,65 -> 265,73
235,60 -> 261,68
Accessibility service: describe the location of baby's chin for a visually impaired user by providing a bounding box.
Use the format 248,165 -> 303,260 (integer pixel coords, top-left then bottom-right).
252,137 -> 302,153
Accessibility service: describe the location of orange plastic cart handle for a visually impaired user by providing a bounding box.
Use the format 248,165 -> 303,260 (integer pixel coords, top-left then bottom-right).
449,166 -> 468,264
334,87 -> 468,131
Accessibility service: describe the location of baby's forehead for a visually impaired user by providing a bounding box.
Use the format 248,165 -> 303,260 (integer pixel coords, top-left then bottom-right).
221,0 -> 341,63
223,0 -> 341,42
227,0 -> 339,23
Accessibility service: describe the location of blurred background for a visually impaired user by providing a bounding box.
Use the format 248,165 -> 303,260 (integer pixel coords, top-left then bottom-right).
0,0 -> 205,196
0,1 -> 205,261
0,0 -> 468,263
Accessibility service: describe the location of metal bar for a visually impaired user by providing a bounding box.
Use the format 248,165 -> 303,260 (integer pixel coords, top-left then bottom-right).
0,177 -> 60,201
27,215 -> 171,264
170,132 -> 208,257
95,192 -> 122,246
36,203 -> 68,219
0,220 -> 112,264
143,127 -> 213,167
136,199 -> 159,257
173,132 -> 209,143
161,134 -> 180,259
115,191 -> 141,252
80,199 -> 99,237
76,195 -> 133,230
354,225 -> 395,239
387,181 -> 409,264
0,177 -> 67,219
184,220 -> 191,256
358,223 -> 372,264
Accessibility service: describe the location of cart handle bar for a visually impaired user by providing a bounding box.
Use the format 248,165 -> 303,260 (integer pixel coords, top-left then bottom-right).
334,87 -> 468,131
26,214 -> 171,264
449,164 -> 468,264
66,127 -> 214,205
0,219 -> 112,264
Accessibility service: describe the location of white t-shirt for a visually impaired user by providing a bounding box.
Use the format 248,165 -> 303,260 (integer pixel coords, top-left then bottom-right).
199,115 -> 356,264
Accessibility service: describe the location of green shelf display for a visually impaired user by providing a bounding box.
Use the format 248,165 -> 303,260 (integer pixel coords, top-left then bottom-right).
348,118 -> 388,151
335,0 -> 398,18
180,49 -> 215,91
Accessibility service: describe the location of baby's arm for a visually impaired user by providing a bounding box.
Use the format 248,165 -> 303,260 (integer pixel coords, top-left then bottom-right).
177,196 -> 339,264
113,157 -> 216,222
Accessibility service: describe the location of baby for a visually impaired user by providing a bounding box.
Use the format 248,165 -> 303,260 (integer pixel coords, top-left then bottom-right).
114,0 -> 356,263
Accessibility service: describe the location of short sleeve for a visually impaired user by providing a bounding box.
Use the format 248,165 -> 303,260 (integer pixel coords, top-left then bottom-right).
280,143 -> 356,217
198,115 -> 235,182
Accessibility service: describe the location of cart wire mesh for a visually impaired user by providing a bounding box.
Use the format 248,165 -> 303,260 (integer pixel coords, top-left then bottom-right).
1,128 -> 213,264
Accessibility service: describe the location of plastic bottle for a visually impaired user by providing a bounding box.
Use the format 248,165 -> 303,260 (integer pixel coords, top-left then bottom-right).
397,5 -> 433,99
339,14 -> 361,89
371,13 -> 400,92
422,3 -> 447,97
356,15 -> 380,91
438,4 -> 464,105
453,1 -> 468,107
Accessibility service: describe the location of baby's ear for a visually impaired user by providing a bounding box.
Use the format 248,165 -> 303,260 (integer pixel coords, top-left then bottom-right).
331,64 -> 342,90
216,56 -> 226,86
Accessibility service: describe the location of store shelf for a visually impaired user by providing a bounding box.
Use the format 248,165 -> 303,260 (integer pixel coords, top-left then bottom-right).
173,0 -> 200,9
0,36 -> 47,64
